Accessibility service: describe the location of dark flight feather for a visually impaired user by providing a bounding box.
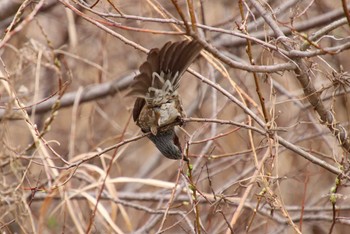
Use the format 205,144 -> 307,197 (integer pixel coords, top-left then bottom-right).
130,40 -> 202,97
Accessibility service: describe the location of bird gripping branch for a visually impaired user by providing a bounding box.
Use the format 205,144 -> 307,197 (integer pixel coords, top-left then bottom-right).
130,40 -> 202,160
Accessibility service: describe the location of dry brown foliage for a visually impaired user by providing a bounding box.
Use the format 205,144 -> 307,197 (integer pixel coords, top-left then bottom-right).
1,0 -> 350,233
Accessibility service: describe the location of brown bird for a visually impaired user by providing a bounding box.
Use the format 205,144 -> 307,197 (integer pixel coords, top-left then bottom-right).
130,40 -> 202,160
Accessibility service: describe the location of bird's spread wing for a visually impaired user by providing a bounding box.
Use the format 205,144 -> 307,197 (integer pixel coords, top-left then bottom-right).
129,40 -> 202,98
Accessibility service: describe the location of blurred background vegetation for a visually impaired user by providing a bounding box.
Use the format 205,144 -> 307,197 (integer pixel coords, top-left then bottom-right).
1,0 -> 350,233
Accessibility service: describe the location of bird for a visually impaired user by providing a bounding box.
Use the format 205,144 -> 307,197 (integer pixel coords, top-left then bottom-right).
130,40 -> 202,160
